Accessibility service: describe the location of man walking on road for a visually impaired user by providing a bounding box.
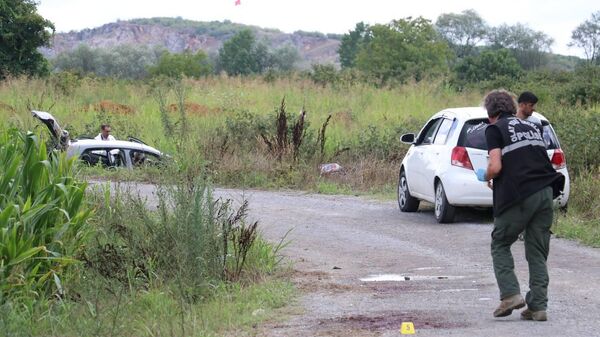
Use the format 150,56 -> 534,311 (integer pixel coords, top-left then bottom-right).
476,90 -> 564,321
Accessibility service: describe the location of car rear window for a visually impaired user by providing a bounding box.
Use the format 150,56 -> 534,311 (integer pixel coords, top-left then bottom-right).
457,118 -> 561,150
457,119 -> 489,150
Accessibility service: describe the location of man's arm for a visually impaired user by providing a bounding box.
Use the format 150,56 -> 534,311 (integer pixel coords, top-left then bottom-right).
477,124 -> 503,182
486,148 -> 502,180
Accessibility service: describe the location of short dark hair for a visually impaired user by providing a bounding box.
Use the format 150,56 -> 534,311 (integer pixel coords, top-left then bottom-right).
484,89 -> 517,118
517,91 -> 538,104
100,124 -> 111,130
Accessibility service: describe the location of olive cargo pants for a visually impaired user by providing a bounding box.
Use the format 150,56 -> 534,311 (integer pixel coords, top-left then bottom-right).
491,186 -> 554,311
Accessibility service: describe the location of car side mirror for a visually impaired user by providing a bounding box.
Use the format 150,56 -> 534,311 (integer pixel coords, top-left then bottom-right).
401,133 -> 415,144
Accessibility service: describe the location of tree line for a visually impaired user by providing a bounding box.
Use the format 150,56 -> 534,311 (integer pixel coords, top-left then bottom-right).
1,1 -> 600,85
50,30 -> 300,79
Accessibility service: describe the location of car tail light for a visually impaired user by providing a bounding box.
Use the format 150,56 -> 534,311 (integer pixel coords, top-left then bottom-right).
551,149 -> 566,170
451,146 -> 473,170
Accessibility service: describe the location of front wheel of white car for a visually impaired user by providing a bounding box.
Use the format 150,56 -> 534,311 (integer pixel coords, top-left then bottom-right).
398,170 -> 420,212
434,181 -> 455,223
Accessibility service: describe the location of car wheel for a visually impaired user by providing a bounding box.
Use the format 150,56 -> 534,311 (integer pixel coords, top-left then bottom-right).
434,181 -> 456,223
559,203 -> 568,214
398,170 -> 420,212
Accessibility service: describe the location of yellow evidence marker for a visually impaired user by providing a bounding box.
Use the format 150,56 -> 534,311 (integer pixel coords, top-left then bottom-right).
400,322 -> 415,335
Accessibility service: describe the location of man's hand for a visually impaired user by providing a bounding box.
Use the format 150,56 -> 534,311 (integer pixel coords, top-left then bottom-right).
476,168 -> 487,181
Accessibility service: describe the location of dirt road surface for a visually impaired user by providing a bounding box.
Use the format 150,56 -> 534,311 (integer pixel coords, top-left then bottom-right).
128,184 -> 600,337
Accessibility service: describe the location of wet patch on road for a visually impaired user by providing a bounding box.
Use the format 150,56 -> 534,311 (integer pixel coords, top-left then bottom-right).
360,274 -> 466,282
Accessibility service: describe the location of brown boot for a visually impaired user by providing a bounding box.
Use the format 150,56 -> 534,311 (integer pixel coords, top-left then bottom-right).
521,308 -> 547,321
493,294 -> 525,317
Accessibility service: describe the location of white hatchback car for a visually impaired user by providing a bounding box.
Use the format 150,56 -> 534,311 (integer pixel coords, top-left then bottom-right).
398,107 -> 570,223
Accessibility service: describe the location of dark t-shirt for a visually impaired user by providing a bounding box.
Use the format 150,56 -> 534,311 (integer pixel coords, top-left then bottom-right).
485,124 -> 503,151
483,114 -> 565,215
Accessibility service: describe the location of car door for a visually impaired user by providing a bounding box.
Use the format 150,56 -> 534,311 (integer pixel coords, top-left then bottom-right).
129,149 -> 162,168
80,148 -> 127,168
420,118 -> 455,199
405,118 -> 443,199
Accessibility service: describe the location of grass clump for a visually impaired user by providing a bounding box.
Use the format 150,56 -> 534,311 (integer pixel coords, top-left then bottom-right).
554,169 -> 600,247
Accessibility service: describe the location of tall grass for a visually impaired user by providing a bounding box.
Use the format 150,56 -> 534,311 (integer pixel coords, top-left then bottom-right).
0,76 -> 479,153
554,169 -> 600,247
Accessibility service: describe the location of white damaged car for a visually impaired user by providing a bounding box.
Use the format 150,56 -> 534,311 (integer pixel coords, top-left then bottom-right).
32,110 -> 164,169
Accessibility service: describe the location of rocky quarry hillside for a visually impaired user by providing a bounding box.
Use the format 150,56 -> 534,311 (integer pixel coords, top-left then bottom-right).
41,17 -> 342,68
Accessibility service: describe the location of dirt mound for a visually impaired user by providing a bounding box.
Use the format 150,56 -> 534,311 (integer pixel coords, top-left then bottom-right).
332,110 -> 354,126
0,102 -> 15,113
84,100 -> 135,114
167,102 -> 220,116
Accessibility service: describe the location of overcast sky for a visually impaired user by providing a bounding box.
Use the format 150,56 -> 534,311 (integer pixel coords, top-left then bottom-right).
38,0 -> 597,56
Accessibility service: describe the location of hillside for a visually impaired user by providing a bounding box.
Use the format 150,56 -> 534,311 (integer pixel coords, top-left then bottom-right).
41,17 -> 342,68
41,17 -> 581,72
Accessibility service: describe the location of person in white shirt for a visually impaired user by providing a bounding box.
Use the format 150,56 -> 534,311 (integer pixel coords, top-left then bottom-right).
95,124 -> 116,141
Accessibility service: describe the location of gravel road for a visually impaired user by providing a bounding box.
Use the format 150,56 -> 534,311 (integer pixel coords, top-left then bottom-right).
126,184 -> 600,337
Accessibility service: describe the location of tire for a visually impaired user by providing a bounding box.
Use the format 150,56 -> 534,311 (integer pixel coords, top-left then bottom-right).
434,181 -> 456,223
559,203 -> 568,214
398,170 -> 420,212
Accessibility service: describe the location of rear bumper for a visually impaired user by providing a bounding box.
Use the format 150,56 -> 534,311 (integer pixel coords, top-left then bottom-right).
439,166 -> 571,208
439,167 -> 492,206
555,167 -> 570,207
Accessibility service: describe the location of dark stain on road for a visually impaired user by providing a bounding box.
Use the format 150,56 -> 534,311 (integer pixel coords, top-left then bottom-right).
317,310 -> 469,332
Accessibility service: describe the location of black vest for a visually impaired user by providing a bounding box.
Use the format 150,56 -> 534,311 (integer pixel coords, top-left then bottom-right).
489,115 -> 565,216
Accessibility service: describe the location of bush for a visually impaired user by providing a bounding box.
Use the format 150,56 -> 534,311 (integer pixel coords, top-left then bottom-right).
217,30 -> 270,76
222,98 -> 329,163
0,130 -> 92,302
352,119 -> 422,161
85,176 -> 272,300
560,65 -> 600,105
149,50 -> 213,79
309,64 -> 339,87
546,109 -> 600,174
454,48 -> 522,86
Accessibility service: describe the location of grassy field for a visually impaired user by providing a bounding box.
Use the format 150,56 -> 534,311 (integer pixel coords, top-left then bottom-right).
0,76 -> 480,152
0,75 -> 598,241
0,76 -> 480,190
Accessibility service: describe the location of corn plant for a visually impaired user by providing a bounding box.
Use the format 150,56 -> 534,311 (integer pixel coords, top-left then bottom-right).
0,129 -> 92,301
